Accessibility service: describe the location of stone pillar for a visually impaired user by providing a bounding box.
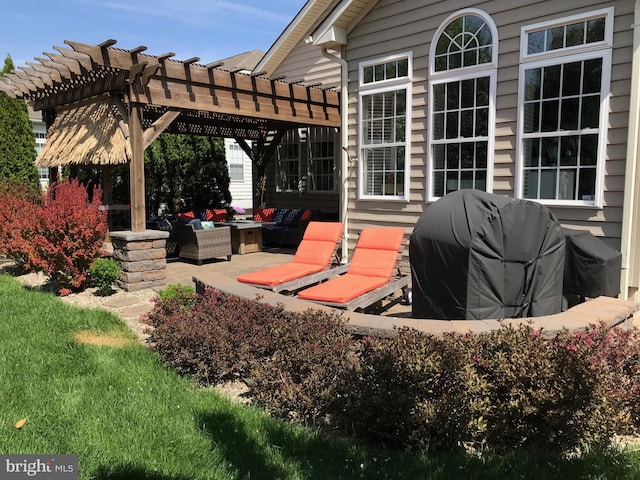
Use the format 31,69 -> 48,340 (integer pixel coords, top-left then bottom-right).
109,230 -> 170,292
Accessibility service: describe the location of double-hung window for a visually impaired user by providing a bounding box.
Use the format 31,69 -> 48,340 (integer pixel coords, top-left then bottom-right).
277,129 -> 301,192
429,9 -> 498,199
226,140 -> 245,182
517,8 -> 613,206
358,53 -> 411,200
308,127 -> 336,192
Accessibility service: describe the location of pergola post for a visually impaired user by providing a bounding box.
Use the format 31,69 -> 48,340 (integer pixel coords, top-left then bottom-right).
129,102 -> 146,232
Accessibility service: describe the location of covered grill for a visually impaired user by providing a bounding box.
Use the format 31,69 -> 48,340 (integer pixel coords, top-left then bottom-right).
410,190 -> 565,320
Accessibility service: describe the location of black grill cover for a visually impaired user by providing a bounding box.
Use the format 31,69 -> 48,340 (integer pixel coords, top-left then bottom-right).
562,229 -> 621,298
410,190 -> 565,320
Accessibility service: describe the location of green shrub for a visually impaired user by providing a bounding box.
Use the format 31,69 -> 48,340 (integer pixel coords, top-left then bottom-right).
157,283 -> 196,301
89,257 -> 121,295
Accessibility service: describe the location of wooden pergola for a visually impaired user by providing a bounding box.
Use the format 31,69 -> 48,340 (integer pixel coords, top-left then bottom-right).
0,39 -> 340,231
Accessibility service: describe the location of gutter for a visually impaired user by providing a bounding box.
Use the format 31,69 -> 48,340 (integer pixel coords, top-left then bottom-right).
619,0 -> 640,300
321,47 -> 350,263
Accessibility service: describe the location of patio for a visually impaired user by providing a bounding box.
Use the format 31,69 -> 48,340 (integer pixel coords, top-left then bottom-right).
159,248 -> 640,338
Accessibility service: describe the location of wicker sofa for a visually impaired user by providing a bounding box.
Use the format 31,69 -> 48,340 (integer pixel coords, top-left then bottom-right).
174,222 -> 232,265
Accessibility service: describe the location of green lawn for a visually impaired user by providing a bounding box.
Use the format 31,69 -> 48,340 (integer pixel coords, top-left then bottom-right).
1,273 -> 639,480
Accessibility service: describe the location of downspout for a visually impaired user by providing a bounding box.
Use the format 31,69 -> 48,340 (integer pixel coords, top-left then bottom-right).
322,47 -> 350,263
619,0 -> 640,300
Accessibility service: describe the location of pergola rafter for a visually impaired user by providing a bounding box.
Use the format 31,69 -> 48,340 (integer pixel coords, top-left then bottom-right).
0,38 -> 340,231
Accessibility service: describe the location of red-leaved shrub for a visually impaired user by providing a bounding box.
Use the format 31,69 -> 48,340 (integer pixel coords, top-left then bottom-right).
146,288 -> 293,384
251,307 -> 354,424
558,324 -> 640,435
0,179 -> 40,270
30,178 -> 107,291
143,287 -> 640,454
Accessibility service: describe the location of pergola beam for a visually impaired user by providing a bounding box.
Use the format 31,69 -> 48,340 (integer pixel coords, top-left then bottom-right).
143,110 -> 181,149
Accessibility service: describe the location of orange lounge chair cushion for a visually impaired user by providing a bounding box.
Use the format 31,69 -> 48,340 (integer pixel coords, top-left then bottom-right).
237,221 -> 344,286
347,248 -> 399,279
237,263 -> 324,287
302,222 -> 343,243
297,274 -> 388,304
346,227 -> 405,279
292,222 -> 344,268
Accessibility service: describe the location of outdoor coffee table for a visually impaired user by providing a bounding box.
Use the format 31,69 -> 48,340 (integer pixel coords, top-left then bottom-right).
216,220 -> 274,255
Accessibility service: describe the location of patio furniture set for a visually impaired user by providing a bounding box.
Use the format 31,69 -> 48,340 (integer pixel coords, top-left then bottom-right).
148,212 -> 411,313
148,207 -> 330,265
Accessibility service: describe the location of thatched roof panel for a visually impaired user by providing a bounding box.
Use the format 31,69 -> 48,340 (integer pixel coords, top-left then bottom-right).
35,99 -> 130,167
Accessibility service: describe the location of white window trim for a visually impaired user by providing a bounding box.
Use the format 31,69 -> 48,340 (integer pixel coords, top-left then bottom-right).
226,141 -> 246,183
427,9 -> 498,201
515,9 -> 613,208
357,52 -> 413,201
519,7 -> 614,64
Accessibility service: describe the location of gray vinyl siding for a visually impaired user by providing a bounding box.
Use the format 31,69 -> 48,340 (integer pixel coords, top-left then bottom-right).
344,0 -> 634,254
273,42 -> 342,89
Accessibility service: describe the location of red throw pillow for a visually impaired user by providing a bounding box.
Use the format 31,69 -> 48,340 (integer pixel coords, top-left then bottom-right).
178,211 -> 195,220
206,209 -> 227,222
301,209 -> 312,221
254,207 -> 275,222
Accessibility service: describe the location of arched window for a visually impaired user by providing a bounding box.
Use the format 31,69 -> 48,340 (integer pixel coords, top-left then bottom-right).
429,9 -> 497,199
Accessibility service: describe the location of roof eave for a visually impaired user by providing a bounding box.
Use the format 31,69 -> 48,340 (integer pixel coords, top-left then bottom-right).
254,0 -> 337,76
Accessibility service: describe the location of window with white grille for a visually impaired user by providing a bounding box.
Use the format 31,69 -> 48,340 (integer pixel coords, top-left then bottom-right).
517,8 -> 613,206
308,127 -> 336,192
429,9 -> 498,199
358,53 -> 412,200
277,130 -> 301,192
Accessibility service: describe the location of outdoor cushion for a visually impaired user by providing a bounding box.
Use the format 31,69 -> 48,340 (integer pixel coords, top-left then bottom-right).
282,209 -> 304,227
200,221 -> 215,230
188,219 -> 203,230
348,249 -> 399,279
296,227 -> 405,305
293,240 -> 338,268
297,274 -> 388,303
292,222 -> 344,267
237,222 -> 344,288
253,207 -> 275,222
237,263 -> 324,286
178,211 -> 195,220
273,208 -> 288,225
206,209 -> 227,222
347,228 -> 405,279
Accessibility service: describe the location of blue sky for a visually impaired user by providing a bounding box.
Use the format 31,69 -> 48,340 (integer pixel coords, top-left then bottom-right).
2,0 -> 305,68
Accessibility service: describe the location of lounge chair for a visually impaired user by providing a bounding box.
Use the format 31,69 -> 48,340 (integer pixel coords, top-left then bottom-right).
236,221 -> 346,293
296,227 -> 409,312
